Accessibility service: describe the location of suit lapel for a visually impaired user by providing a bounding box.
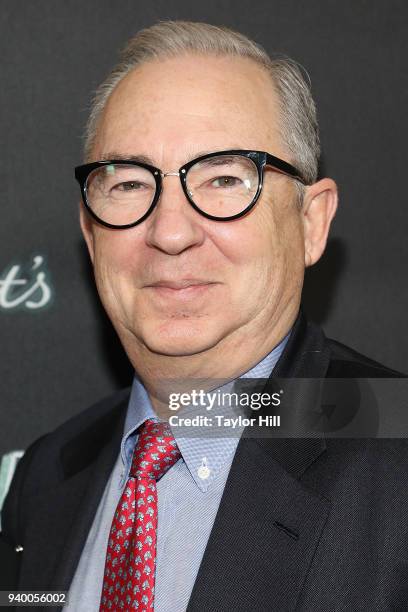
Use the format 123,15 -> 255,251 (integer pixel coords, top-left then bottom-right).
50,418 -> 124,592
187,312 -> 333,611
18,395 -> 128,597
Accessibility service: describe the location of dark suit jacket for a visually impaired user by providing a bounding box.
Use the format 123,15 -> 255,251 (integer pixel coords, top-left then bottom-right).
1,313 -> 407,611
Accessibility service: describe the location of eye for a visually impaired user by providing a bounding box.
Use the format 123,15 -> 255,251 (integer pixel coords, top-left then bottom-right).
113,181 -> 145,192
210,176 -> 242,188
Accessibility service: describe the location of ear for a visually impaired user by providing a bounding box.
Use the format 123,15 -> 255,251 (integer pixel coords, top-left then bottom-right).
79,203 -> 95,264
302,178 -> 338,267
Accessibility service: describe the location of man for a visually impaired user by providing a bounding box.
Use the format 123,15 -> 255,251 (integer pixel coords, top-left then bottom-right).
1,20 -> 407,612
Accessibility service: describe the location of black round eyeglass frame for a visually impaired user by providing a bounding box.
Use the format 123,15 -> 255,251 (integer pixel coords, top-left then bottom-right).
74,149 -> 308,230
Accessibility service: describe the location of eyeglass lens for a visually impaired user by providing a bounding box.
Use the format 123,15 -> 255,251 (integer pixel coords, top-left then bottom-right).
186,155 -> 258,217
86,164 -> 156,226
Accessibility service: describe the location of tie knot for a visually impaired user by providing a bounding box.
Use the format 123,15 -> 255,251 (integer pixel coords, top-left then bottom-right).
130,419 -> 181,481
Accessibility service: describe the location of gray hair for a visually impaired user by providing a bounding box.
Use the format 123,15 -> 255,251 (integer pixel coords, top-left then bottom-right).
84,20 -> 320,192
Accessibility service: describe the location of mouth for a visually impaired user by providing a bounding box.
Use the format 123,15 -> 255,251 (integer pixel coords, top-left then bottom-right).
145,279 -> 218,299
147,279 -> 214,289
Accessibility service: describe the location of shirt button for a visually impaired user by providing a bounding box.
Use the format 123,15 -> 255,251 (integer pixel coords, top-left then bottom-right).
197,457 -> 210,480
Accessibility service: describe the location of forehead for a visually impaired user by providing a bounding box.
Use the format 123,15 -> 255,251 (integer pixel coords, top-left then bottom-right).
93,54 -> 286,164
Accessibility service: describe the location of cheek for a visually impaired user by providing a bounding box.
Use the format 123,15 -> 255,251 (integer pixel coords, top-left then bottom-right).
209,212 -> 281,310
91,230 -> 145,314
92,228 -> 144,275
217,197 -> 304,298
213,203 -> 281,272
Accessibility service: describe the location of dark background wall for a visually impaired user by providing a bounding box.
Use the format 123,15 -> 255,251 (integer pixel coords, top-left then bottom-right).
1,0 -> 407,457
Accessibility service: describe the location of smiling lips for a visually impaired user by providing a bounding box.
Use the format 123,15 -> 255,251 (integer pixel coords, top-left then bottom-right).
148,279 -> 213,289
145,279 -> 217,298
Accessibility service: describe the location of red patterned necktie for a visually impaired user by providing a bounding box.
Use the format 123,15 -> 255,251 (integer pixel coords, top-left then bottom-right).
100,419 -> 181,611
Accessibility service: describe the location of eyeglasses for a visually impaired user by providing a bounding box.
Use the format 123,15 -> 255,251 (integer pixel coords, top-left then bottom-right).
74,149 -> 307,229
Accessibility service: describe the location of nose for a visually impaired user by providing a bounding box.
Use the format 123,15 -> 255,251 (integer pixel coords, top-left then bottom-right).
145,173 -> 205,255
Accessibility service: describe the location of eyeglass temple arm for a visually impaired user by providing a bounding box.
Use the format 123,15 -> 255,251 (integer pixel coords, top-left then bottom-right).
264,153 -> 307,185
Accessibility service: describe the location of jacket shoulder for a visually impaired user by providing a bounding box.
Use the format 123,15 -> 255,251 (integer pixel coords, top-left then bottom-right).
326,338 -> 405,377
16,387 -> 130,483
1,388 -> 130,541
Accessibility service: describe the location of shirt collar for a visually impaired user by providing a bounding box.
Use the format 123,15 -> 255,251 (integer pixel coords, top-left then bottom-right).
121,330 -> 291,492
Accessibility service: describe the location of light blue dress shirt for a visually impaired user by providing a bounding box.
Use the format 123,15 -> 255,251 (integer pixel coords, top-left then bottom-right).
65,333 -> 289,612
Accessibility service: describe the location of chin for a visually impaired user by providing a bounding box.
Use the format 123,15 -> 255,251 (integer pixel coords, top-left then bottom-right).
140,318 -> 225,357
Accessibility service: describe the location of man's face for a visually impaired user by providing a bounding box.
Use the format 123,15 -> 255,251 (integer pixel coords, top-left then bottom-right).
82,54 -> 308,363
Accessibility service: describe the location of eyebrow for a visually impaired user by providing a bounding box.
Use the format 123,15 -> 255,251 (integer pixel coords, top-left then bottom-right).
98,152 -> 156,165
98,146 -> 246,167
